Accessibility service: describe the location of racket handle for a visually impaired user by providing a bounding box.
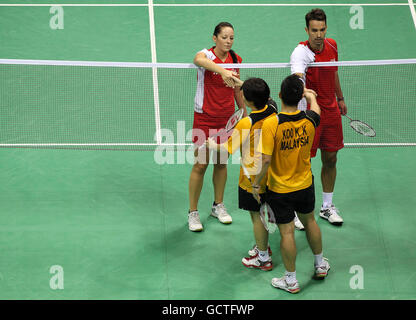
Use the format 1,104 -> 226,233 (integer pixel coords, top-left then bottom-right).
198,133 -> 218,151
343,114 -> 353,121
240,159 -> 252,182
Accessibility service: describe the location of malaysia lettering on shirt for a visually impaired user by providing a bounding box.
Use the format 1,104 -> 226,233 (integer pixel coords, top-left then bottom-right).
280,124 -> 309,151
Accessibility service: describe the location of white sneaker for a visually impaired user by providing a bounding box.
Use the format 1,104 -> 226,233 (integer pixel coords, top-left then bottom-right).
319,205 -> 343,225
211,203 -> 232,224
248,244 -> 272,257
271,277 -> 300,294
314,257 -> 330,278
242,255 -> 273,271
188,210 -> 203,232
294,212 -> 305,230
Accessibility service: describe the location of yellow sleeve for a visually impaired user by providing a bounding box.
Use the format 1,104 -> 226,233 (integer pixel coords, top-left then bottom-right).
260,116 -> 278,156
222,117 -> 251,154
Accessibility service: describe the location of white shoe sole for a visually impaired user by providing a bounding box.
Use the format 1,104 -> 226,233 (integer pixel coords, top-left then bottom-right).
319,214 -> 343,226
271,278 -> 300,294
211,213 -> 232,224
189,226 -> 203,232
314,266 -> 331,279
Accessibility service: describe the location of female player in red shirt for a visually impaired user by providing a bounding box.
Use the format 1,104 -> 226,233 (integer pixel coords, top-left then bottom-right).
188,22 -> 245,232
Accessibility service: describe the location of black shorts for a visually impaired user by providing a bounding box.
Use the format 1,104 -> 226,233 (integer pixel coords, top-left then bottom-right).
238,187 -> 265,212
265,180 -> 315,224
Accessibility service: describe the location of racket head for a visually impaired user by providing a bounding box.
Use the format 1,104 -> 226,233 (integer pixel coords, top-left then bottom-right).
259,203 -> 277,234
349,120 -> 376,137
224,108 -> 244,132
198,108 -> 244,151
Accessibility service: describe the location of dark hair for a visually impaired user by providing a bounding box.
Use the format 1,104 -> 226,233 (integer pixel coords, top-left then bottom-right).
280,74 -> 304,106
241,78 -> 270,109
213,22 -> 238,63
305,8 -> 327,28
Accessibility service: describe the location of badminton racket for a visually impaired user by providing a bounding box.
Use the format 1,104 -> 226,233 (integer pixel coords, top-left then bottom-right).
241,159 -> 277,233
259,203 -> 278,234
199,108 -> 245,151
343,114 -> 376,137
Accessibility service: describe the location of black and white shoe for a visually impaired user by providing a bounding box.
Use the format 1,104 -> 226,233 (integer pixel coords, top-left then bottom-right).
319,205 -> 343,226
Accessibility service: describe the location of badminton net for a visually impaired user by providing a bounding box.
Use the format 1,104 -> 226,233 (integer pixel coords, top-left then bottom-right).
0,58 -> 415,150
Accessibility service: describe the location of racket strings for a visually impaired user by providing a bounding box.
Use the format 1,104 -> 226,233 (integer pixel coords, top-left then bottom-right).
225,108 -> 244,132
350,120 -> 376,137
260,203 -> 277,233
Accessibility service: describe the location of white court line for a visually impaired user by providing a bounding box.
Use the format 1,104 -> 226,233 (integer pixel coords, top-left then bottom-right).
0,143 -> 415,147
148,0 -> 162,145
345,143 -> 416,146
0,144 -> 189,147
0,3 -> 409,6
153,2 -> 409,6
408,0 -> 416,29
0,3 -> 147,6
1,58 -> 415,67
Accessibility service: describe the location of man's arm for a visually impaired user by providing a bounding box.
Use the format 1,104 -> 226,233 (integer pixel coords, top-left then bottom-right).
206,118 -> 250,154
234,85 -> 247,116
251,153 -> 272,203
229,76 -> 247,115
335,71 -> 347,115
304,88 -> 320,116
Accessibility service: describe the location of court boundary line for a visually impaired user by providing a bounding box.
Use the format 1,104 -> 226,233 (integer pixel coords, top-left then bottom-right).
148,0 -> 162,145
1,143 -> 415,147
1,58 -> 415,68
408,0 -> 416,29
0,3 -> 410,6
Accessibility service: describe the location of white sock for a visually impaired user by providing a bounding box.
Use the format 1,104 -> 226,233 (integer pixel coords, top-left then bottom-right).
285,270 -> 297,284
258,250 -> 270,262
322,192 -> 333,208
314,252 -> 323,267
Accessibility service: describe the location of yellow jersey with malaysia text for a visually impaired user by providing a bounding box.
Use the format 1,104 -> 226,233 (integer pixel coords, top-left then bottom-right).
261,110 -> 320,193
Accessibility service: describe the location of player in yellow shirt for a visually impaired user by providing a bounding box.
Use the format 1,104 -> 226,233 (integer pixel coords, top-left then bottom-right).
207,77 -> 277,271
251,74 -> 330,293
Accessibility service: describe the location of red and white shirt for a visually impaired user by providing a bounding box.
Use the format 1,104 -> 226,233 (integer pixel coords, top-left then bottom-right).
194,47 -> 242,118
290,38 -> 338,112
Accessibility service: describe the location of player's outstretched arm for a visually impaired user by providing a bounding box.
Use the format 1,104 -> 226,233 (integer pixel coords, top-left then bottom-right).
230,75 -> 244,87
303,88 -> 321,116
194,52 -> 237,87
205,137 -> 221,152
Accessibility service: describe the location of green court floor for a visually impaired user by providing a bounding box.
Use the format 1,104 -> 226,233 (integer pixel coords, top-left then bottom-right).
0,147 -> 415,299
0,0 -> 415,299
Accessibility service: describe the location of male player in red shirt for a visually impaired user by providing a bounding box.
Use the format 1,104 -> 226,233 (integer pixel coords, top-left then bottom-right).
290,8 -> 346,228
